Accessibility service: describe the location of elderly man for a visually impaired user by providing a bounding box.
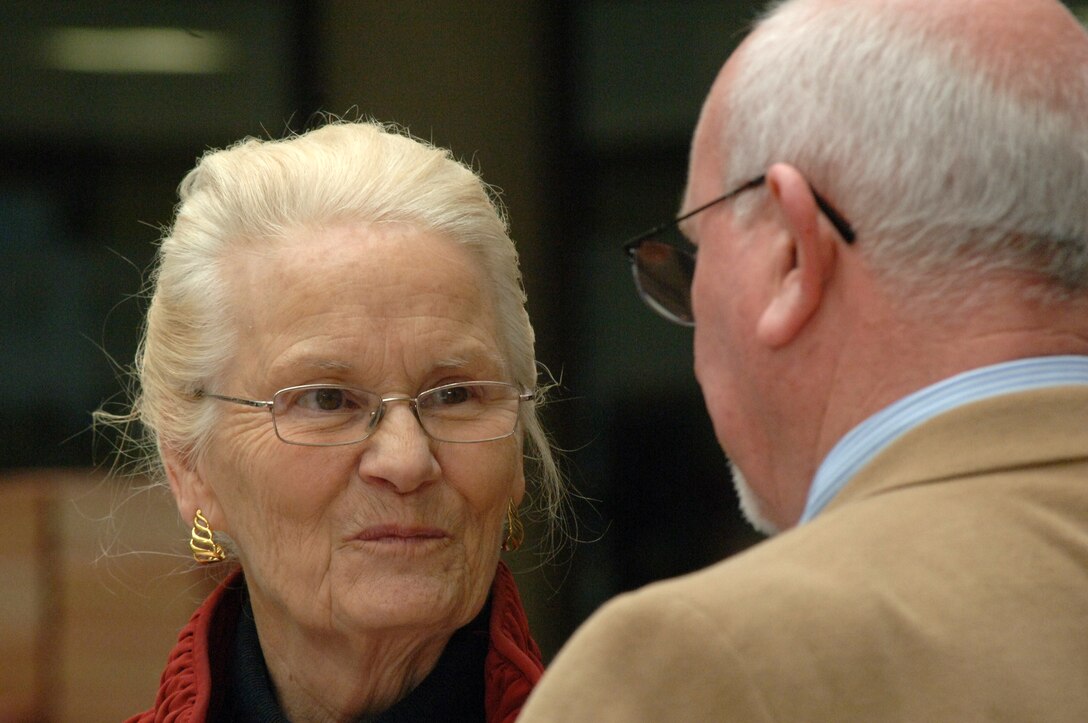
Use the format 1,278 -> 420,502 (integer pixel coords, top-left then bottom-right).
520,0 -> 1088,720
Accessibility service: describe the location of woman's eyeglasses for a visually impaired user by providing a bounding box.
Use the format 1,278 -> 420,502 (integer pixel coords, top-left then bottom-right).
199,381 -> 533,446
623,174 -> 855,326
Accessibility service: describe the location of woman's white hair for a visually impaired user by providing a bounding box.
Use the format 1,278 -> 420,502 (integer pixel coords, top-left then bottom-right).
722,0 -> 1088,300
112,119 -> 564,539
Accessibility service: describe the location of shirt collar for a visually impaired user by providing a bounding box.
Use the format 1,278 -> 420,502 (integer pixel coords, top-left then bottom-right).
800,355 -> 1088,524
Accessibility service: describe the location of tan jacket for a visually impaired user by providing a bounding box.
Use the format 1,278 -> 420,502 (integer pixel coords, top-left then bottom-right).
520,387 -> 1088,722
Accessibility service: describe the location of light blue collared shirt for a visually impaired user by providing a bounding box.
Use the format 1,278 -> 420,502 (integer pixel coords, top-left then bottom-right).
800,355 -> 1088,523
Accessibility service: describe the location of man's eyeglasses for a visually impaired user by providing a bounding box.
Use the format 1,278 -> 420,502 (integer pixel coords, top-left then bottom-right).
199,381 -> 533,446
623,174 -> 856,326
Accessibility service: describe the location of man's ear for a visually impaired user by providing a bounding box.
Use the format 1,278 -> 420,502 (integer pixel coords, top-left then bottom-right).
755,163 -> 838,348
161,443 -> 222,530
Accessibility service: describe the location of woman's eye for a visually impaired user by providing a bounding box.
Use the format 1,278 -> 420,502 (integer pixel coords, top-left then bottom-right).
298,387 -> 356,412
434,385 -> 473,405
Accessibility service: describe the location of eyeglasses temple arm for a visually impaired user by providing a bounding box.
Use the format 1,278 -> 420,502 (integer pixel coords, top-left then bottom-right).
197,391 -> 274,409
810,189 -> 856,243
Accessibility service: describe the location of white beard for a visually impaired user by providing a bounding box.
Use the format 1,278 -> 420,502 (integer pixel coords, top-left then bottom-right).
730,460 -> 779,536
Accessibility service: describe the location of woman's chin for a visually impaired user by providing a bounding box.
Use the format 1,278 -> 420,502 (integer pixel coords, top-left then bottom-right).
330,564 -> 485,633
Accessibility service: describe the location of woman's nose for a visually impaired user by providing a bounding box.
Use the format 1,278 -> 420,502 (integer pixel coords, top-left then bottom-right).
356,402 -> 440,493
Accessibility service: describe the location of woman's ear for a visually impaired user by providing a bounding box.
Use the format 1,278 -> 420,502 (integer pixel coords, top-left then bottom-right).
161,443 -> 222,528
755,163 -> 838,348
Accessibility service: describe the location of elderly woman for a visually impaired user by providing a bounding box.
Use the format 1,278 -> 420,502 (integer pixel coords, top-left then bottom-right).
116,120 -> 562,722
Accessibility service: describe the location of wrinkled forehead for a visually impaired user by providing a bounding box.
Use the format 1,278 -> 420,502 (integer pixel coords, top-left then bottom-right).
217,222 -> 507,377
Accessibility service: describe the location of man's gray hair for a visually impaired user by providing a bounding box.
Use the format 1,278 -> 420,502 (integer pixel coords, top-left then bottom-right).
722,0 -> 1088,299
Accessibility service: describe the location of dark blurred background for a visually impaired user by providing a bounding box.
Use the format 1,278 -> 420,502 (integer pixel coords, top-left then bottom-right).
3,1 -> 1085,719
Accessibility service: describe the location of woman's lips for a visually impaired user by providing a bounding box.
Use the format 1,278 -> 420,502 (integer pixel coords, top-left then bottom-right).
354,525 -> 450,543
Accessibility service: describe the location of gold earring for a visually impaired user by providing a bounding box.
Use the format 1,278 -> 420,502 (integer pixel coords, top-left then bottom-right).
502,499 -> 524,552
190,509 -> 226,564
